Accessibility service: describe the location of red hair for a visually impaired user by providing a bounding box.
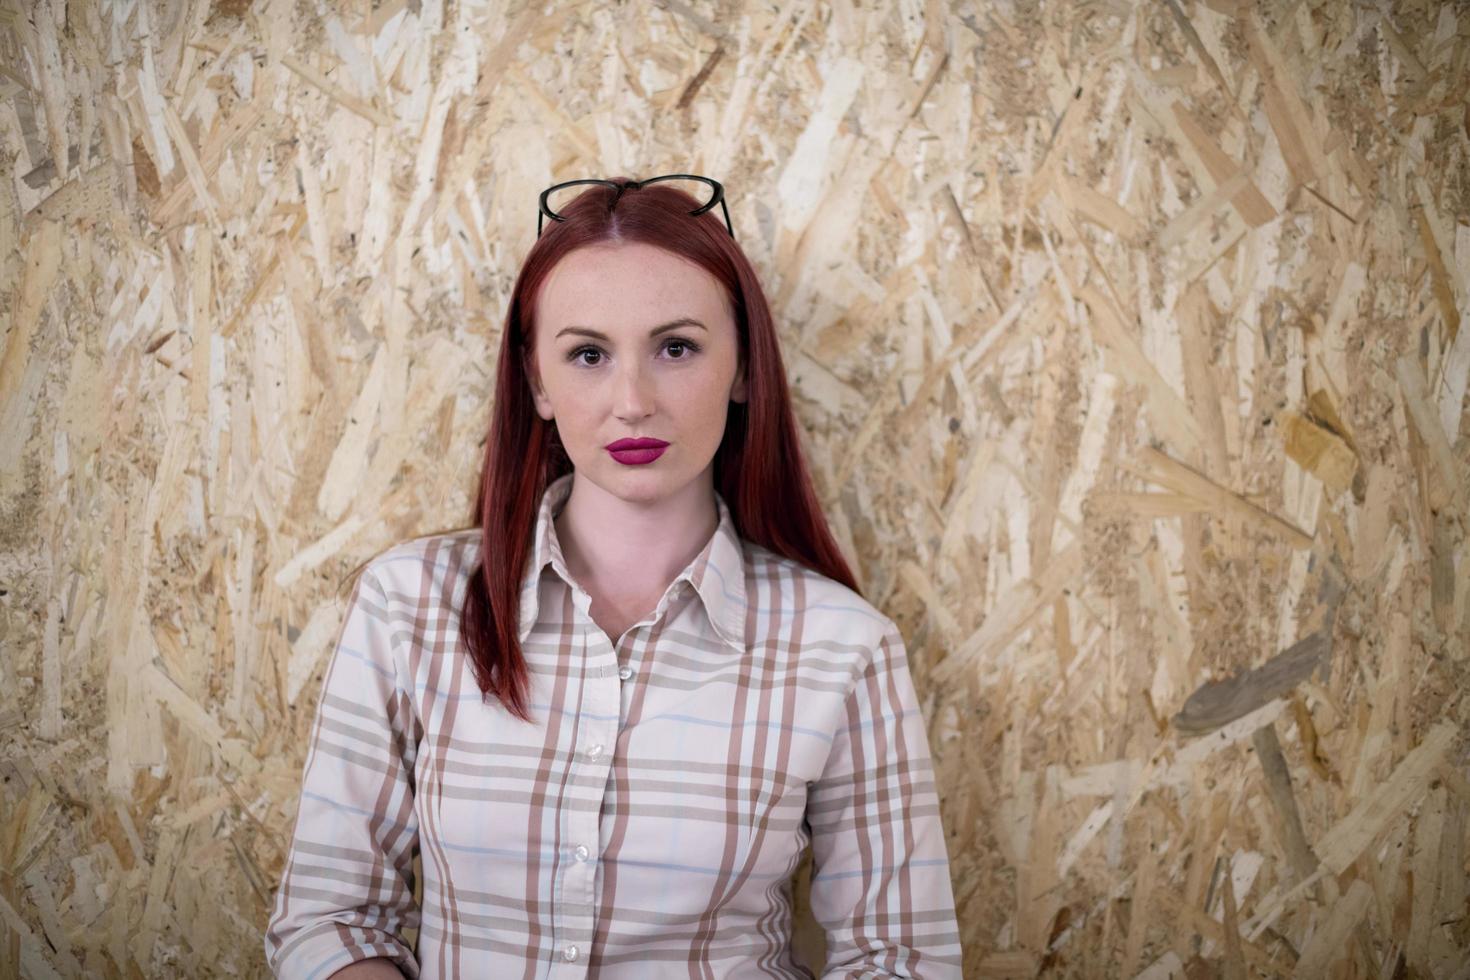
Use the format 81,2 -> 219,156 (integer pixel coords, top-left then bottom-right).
463,177 -> 860,722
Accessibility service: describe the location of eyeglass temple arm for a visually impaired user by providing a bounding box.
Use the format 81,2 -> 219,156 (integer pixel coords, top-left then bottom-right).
718,197 -> 734,237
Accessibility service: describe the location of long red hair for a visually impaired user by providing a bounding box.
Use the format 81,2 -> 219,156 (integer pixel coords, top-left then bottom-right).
463,177 -> 859,722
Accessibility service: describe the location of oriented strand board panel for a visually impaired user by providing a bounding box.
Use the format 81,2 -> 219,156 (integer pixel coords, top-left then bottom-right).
2,0 -> 1469,976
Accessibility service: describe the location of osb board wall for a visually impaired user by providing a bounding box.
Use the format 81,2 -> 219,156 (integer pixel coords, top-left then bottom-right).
1,0 -> 1467,975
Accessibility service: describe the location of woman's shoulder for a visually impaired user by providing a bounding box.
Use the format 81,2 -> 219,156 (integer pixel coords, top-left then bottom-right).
742,540 -> 898,648
361,528 -> 483,600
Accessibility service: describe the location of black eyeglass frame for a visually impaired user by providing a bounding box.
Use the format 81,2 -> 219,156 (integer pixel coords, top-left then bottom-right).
537,174 -> 735,239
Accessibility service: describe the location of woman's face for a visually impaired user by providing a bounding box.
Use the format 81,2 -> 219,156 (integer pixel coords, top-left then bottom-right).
526,241 -> 747,504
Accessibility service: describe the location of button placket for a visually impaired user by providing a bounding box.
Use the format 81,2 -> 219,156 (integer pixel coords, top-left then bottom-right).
561,626 -> 610,971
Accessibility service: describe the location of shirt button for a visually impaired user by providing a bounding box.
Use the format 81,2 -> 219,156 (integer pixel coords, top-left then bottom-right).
617,665 -> 633,680
586,743 -> 604,760
563,945 -> 579,961
574,843 -> 590,862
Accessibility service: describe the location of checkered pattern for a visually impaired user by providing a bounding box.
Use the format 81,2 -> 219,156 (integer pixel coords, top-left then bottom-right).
264,472 -> 962,978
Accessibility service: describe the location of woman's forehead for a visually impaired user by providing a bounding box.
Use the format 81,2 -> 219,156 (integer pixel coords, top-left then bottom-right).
539,244 -> 732,325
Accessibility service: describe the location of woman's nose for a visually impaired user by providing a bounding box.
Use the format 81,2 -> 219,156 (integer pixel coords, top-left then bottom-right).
613,361 -> 655,417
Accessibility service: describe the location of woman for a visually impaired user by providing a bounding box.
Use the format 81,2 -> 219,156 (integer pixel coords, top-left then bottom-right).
264,176 -> 963,979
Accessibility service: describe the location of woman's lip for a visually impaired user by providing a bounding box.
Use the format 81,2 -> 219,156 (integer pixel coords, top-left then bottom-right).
608,445 -> 667,465
605,439 -> 669,451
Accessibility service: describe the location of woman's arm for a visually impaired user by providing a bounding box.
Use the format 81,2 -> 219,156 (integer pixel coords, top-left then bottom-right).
264,563 -> 422,979
328,959 -> 407,979
807,620 -> 964,978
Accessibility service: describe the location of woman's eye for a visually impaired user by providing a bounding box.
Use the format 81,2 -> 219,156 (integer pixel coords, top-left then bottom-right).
663,337 -> 701,358
568,339 -> 700,367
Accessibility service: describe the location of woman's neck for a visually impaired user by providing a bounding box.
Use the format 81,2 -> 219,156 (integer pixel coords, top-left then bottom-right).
553,472 -> 719,600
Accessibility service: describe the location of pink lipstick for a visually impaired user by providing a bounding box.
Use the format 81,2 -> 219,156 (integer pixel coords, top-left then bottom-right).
606,437 -> 669,465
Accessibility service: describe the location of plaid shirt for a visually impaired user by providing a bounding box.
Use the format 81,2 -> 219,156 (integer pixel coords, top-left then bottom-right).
265,472 -> 962,978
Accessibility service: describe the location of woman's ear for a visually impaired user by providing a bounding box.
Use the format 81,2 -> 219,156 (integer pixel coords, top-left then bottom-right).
731,350 -> 748,404
523,348 -> 554,421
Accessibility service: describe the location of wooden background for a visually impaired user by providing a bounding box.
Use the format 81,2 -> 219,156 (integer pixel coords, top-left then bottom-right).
2,0 -> 1468,976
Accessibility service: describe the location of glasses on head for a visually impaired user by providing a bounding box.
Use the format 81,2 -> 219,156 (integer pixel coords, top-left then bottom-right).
537,174 -> 735,240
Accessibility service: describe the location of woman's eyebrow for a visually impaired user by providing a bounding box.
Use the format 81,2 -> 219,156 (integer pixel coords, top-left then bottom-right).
556,317 -> 708,341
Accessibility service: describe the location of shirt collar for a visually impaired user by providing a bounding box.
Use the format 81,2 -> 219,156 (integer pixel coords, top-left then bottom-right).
516,472 -> 747,651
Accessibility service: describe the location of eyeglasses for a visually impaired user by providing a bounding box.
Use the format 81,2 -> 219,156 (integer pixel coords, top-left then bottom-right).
537,174 -> 734,240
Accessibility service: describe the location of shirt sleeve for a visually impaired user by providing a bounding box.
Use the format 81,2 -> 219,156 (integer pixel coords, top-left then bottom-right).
264,563 -> 423,980
806,619 -> 964,978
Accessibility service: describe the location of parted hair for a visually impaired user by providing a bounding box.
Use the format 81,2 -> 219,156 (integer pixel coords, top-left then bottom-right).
462,176 -> 861,722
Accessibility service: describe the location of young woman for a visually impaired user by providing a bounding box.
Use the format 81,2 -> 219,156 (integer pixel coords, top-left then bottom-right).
264,176 -> 963,979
